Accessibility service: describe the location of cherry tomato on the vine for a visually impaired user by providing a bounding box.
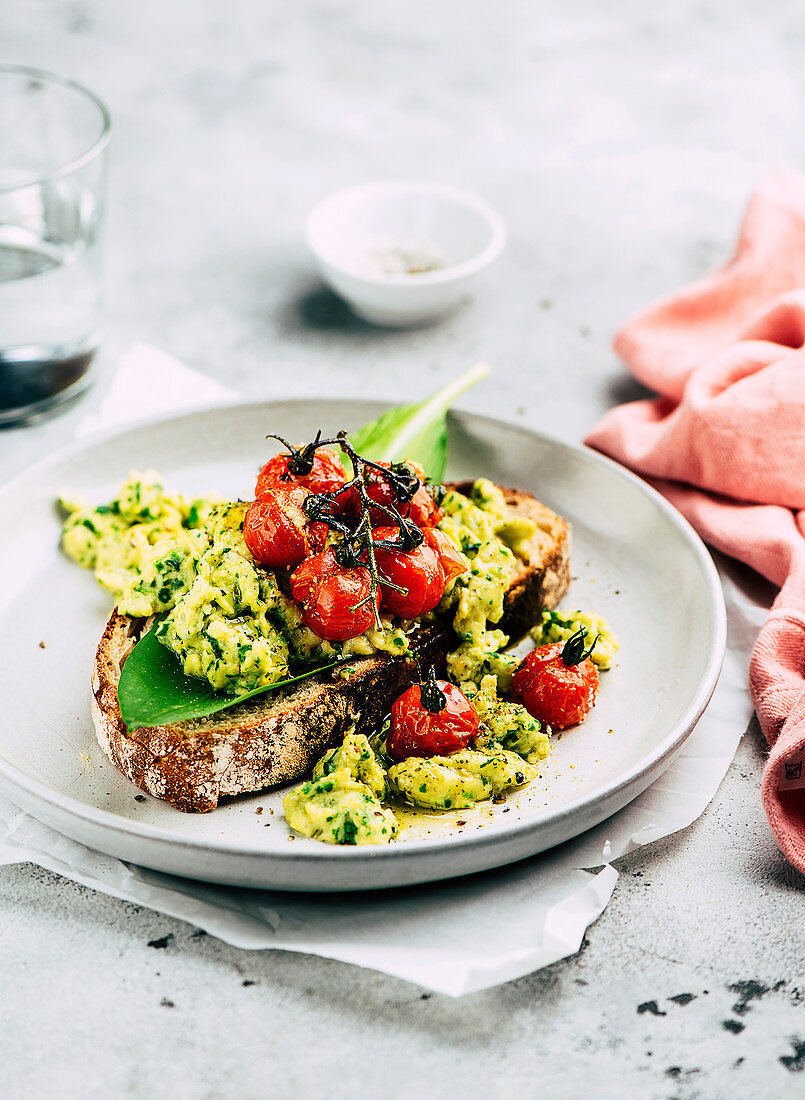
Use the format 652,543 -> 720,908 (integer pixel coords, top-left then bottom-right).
370,526 -> 445,619
337,459 -> 441,527
337,461 -> 407,524
395,461 -> 442,528
387,678 -> 480,761
255,448 -> 345,498
290,548 -> 379,641
244,486 -> 320,570
510,638 -> 600,730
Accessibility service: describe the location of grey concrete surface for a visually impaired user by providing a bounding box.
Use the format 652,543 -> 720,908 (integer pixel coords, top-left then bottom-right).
3,1 -> 805,1097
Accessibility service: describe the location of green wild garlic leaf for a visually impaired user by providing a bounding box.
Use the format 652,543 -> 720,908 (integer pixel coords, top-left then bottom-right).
117,626 -> 345,729
350,362 -> 489,482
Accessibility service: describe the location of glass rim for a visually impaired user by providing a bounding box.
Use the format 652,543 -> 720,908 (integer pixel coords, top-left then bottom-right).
0,64 -> 111,194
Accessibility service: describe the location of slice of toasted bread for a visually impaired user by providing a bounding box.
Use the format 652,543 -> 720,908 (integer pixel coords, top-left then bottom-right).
91,485 -> 570,811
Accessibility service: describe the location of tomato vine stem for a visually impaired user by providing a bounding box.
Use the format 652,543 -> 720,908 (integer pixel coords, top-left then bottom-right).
297,430 -> 427,631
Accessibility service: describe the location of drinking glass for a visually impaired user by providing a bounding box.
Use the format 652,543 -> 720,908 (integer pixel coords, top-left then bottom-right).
0,65 -> 110,426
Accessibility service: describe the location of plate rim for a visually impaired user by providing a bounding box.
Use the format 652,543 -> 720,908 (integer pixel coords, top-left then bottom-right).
0,397 -> 727,870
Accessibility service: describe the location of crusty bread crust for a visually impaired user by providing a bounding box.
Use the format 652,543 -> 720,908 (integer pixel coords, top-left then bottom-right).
92,616 -> 448,813
91,485 -> 570,811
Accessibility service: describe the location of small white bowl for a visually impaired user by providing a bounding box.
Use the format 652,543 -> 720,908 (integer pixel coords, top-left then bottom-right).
305,180 -> 506,327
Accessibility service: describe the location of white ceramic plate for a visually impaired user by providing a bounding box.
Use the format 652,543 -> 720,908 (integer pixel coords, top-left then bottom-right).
0,400 -> 725,891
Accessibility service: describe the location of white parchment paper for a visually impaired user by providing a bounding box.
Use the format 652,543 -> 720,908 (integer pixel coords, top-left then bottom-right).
0,345 -> 763,996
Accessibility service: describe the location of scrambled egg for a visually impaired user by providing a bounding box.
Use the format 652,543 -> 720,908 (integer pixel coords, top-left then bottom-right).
532,609 -> 619,670
63,477 -> 291,695
438,478 -> 537,688
154,503 -> 292,694
60,470 -> 215,617
387,749 -> 535,812
313,731 -> 388,799
462,675 -> 551,764
283,772 -> 399,845
283,733 -> 398,844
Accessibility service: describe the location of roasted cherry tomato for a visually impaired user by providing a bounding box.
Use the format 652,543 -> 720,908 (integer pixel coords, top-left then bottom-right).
407,483 -> 443,528
370,526 -> 445,619
396,460 -> 443,528
290,548 -> 379,641
255,447 -> 345,498
339,460 -> 426,525
510,630 -> 600,730
424,528 -> 468,588
244,486 -> 319,570
387,673 -> 480,761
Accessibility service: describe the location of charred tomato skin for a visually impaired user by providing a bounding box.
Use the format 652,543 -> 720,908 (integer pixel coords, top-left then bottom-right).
244,486 -> 317,570
371,525 -> 445,619
338,460 -> 440,527
510,642 -> 600,730
387,681 -> 480,761
255,448 -> 346,498
290,548 -> 379,641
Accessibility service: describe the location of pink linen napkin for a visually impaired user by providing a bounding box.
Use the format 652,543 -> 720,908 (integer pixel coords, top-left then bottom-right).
585,172 -> 805,872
